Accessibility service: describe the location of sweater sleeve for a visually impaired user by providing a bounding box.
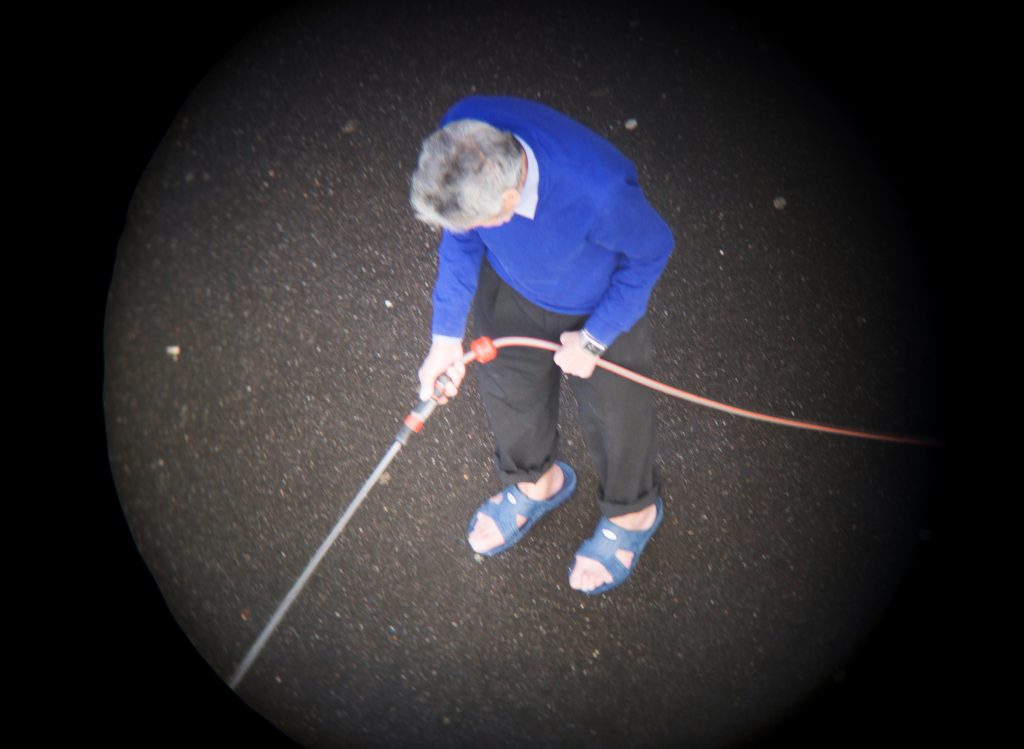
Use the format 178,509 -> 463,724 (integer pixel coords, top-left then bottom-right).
430,228 -> 486,339
583,176 -> 675,346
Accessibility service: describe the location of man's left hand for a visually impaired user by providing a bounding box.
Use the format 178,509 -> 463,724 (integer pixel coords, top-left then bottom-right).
554,331 -> 599,378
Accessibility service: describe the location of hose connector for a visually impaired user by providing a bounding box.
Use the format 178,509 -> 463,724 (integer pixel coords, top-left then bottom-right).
470,336 -> 498,364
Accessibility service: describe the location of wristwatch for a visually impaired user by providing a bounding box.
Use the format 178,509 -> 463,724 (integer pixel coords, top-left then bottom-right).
580,329 -> 607,357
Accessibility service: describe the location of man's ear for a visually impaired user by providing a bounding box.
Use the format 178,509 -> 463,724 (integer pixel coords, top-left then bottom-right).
502,188 -> 521,212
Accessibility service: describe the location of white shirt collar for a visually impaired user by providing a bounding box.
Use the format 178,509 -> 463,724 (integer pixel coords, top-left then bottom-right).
513,135 -> 539,219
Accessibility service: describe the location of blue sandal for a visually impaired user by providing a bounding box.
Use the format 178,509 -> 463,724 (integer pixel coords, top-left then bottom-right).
468,462 -> 577,557
569,497 -> 664,595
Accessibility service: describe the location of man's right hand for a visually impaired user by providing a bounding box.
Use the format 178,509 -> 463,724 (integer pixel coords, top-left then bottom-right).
417,337 -> 466,404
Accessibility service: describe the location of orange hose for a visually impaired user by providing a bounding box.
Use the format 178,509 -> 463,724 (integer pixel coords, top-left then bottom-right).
460,336 -> 942,447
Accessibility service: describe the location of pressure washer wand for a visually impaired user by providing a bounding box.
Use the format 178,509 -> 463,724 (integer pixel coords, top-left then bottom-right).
228,374 -> 453,690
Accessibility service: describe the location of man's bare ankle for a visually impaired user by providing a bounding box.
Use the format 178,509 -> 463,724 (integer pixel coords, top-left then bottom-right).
517,464 -> 563,501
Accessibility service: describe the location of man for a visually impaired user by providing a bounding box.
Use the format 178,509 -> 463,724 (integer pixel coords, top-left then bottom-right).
409,96 -> 674,594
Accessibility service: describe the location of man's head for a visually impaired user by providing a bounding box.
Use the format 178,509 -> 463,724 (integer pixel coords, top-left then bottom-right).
410,119 -> 525,233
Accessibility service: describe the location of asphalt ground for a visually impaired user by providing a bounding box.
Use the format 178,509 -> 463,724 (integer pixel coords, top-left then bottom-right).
93,2 -> 962,746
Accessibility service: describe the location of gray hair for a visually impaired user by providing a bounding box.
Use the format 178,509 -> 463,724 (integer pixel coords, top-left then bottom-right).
409,119 -> 524,232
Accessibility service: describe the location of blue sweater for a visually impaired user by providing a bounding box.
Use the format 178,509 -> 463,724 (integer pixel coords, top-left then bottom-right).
430,96 -> 675,347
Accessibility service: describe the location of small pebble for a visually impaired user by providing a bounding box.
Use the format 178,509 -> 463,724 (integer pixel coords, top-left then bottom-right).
384,299 -> 393,308
624,118 -> 638,130
773,196 -> 787,210
166,345 -> 181,361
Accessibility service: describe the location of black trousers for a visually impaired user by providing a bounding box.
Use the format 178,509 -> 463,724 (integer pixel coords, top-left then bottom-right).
472,259 -> 661,518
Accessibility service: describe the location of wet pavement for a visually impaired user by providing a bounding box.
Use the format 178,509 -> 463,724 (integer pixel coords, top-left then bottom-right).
98,2 -> 957,746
